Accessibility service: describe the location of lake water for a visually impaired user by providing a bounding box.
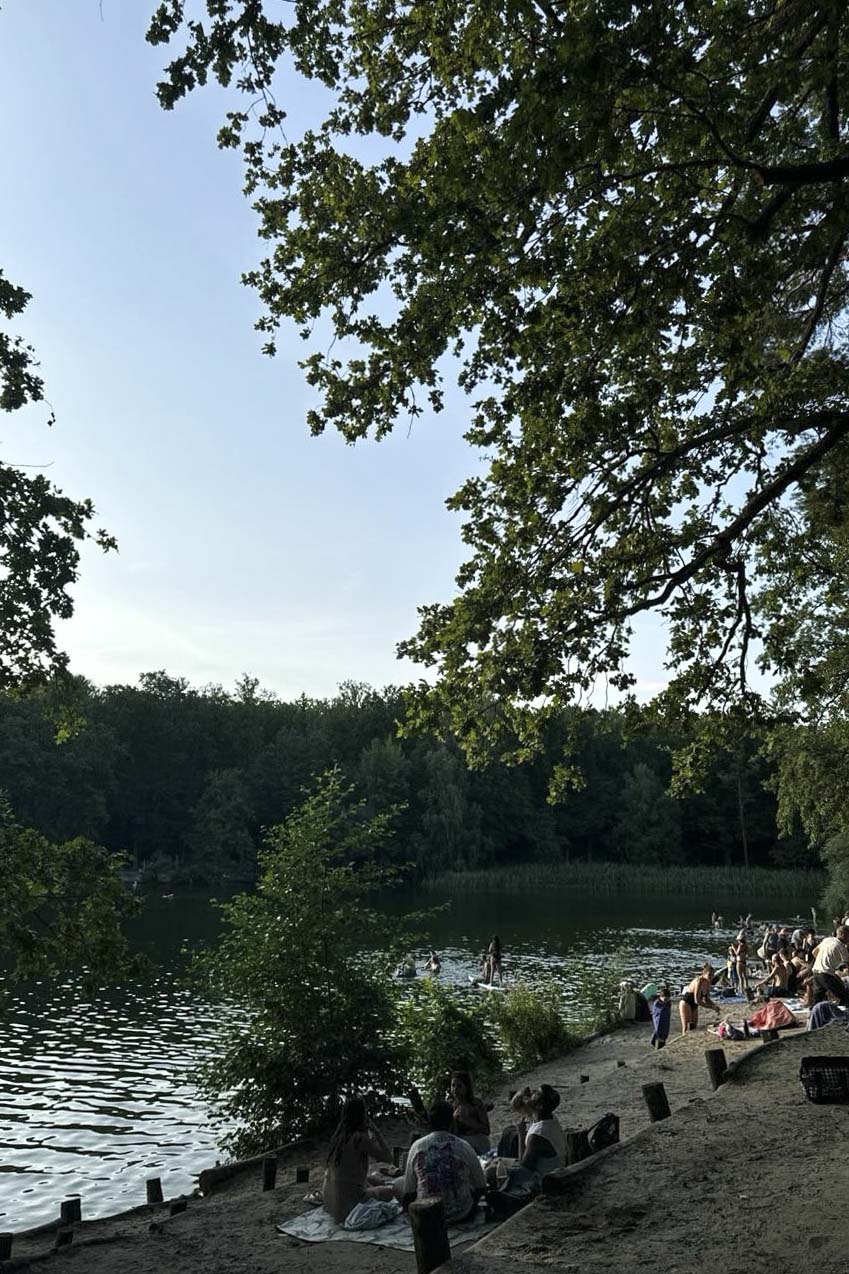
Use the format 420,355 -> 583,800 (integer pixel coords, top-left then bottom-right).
0,884 -> 811,1230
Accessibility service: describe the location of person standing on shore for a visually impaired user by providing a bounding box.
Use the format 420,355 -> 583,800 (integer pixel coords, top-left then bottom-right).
731,932 -> 750,998
650,985 -> 672,1049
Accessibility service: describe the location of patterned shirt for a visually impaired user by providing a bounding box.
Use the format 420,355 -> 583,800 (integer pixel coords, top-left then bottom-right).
403,1131 -> 486,1221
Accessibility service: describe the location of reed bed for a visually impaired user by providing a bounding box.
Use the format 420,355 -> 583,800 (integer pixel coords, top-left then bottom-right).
423,861 -> 823,898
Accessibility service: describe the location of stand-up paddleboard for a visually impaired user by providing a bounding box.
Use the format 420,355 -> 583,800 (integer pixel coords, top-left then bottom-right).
468,975 -> 506,991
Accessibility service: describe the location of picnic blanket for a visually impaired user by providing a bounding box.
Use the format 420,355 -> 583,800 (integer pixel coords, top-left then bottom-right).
277,1204 -> 496,1250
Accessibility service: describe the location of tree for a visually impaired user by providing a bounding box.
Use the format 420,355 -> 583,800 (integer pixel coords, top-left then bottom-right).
183,767 -> 256,879
192,770 -> 406,1156
148,3 -> 849,805
0,798 -> 137,989
616,763 -> 682,865
1,271 -> 115,688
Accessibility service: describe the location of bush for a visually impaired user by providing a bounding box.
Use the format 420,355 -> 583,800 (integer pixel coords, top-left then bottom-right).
193,770 -> 407,1157
489,982 -> 575,1072
394,979 -> 502,1101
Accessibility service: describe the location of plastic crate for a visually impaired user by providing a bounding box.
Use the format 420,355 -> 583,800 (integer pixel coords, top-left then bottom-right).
799,1055 -> 849,1103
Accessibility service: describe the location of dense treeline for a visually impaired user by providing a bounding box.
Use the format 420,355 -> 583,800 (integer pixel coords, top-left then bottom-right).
0,673 -> 814,882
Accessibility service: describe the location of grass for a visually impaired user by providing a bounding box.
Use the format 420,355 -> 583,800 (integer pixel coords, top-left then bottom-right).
422,861 -> 824,898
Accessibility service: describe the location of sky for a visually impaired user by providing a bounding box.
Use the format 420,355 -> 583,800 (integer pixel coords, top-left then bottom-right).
0,1 -> 669,701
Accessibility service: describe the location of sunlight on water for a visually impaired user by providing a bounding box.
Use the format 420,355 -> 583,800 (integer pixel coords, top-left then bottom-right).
0,976 -> 236,1230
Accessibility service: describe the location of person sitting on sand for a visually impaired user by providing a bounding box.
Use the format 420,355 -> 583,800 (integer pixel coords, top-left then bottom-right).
450,1071 -> 491,1153
519,1084 -> 565,1179
492,1088 -> 530,1159
805,970 -> 849,1008
650,984 -> 672,1049
679,964 -> 718,1034
807,986 -> 849,1031
402,1101 -> 486,1222
752,953 -> 794,999
322,1097 -> 396,1223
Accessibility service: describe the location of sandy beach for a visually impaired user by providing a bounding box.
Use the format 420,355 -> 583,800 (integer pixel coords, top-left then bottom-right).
8,1003 -> 846,1274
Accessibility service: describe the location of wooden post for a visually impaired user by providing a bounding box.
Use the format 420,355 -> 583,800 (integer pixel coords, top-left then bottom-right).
642,1082 -> 671,1122
55,1229 -> 73,1248
146,1178 -> 164,1205
409,1198 -> 451,1274
0,1234 -> 12,1261
60,1197 -> 81,1226
295,1166 -> 310,1184
705,1047 -> 728,1090
169,1197 -> 188,1216
565,1129 -> 590,1165
262,1156 -> 277,1191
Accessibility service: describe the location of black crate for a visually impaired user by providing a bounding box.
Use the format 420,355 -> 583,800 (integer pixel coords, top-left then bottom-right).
799,1055 -> 849,1104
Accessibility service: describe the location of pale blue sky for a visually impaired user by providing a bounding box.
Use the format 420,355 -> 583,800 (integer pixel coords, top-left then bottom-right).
0,1 -> 668,699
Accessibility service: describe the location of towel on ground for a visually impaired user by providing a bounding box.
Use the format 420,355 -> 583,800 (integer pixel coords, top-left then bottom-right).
276,1203 -> 495,1249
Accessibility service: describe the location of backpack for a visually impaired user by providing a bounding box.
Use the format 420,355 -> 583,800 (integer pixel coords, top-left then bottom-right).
587,1113 -> 620,1154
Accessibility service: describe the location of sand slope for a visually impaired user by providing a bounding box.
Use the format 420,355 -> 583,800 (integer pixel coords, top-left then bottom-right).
453,1023 -> 849,1274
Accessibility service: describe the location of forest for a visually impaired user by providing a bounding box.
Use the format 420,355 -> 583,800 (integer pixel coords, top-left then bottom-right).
0,673 -> 815,884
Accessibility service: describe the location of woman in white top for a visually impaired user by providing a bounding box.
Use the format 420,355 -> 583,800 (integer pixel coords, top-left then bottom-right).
520,1084 -> 565,1178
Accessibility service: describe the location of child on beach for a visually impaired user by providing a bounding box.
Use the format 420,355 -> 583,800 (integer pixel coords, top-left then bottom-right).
650,985 -> 672,1049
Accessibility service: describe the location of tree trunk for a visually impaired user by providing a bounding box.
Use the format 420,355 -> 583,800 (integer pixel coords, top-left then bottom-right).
735,767 -> 750,869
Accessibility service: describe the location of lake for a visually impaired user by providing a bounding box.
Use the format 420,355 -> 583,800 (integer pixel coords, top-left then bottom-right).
0,883 -> 812,1230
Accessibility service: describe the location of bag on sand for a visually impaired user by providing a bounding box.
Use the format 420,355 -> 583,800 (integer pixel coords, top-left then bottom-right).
344,1199 -> 402,1230
587,1113 -> 620,1153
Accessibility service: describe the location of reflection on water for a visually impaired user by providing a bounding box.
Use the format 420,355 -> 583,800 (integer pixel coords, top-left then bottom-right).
0,886 -> 811,1229
0,975 -> 238,1230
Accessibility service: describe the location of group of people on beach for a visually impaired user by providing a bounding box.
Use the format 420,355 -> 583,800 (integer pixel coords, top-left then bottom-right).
618,915 -> 849,1042
322,1072 -> 564,1226
721,919 -> 849,1019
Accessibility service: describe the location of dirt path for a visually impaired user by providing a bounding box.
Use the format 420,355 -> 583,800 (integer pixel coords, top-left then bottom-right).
8,1006 -> 814,1274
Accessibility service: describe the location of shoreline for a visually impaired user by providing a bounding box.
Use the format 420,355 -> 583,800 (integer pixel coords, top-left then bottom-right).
6,1000 -> 801,1273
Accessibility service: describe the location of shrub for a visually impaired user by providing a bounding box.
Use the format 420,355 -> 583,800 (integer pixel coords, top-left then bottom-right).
394,978 -> 502,1101
490,982 -> 575,1072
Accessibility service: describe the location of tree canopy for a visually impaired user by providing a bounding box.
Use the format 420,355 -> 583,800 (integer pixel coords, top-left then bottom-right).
0,270 -> 115,689
147,1 -> 849,784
